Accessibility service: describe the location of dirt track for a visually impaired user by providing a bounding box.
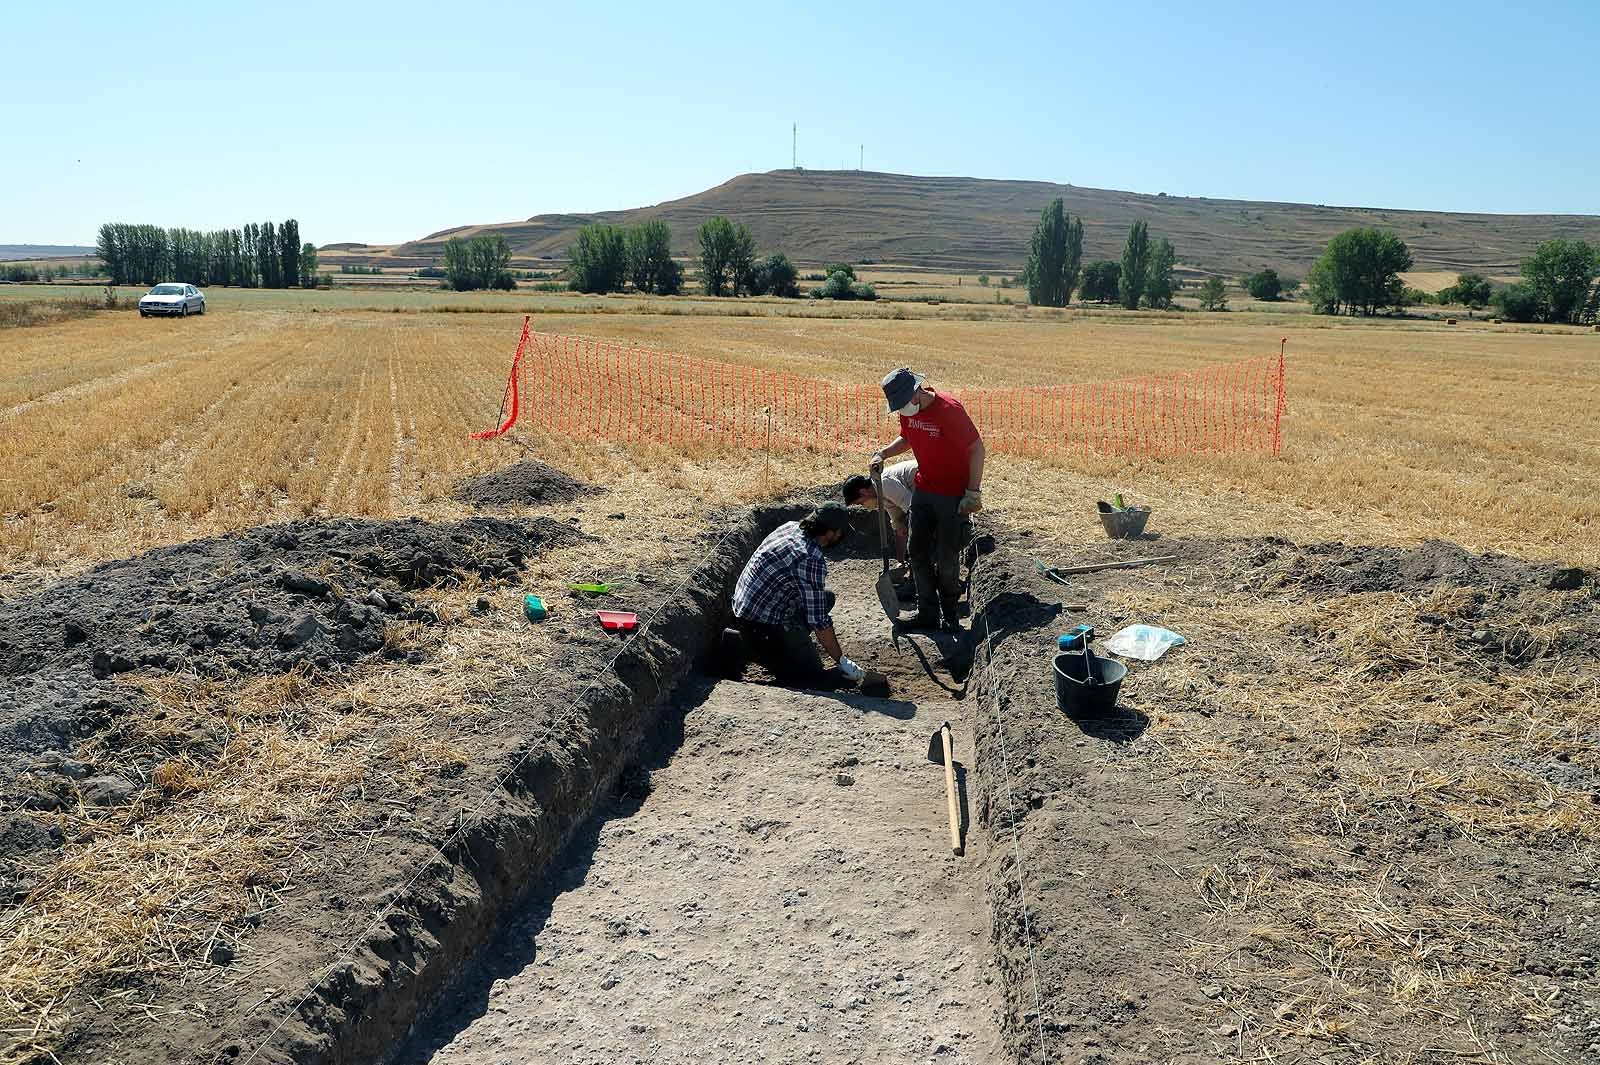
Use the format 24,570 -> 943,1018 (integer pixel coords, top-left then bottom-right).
400,552 -> 1004,1065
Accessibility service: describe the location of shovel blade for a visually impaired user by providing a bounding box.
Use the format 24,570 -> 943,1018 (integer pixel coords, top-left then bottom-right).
927,721 -> 954,763
875,569 -> 901,621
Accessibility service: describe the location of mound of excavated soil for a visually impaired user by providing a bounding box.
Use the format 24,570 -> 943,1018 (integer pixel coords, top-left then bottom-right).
1250,537 -> 1588,597
0,516 -> 578,813
451,460 -> 591,509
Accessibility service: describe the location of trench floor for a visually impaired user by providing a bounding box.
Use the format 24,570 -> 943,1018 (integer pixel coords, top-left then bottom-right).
399,552 -> 1004,1065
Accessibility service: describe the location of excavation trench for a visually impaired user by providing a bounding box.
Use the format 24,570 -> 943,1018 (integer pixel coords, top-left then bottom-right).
230,505 -> 1018,1065
220,514 -> 1600,1065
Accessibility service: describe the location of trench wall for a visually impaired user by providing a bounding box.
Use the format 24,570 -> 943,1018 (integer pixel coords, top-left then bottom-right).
225,503 -> 809,1065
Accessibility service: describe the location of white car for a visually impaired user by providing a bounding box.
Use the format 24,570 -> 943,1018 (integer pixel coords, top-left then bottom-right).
138,283 -> 205,317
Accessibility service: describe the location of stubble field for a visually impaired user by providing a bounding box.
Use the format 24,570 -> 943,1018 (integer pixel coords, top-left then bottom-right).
2,289 -> 1596,578
1,289 -> 1596,1063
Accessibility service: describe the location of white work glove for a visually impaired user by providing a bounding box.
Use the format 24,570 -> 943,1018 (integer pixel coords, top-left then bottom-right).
959,489 -> 983,515
869,452 -> 885,474
837,656 -> 866,683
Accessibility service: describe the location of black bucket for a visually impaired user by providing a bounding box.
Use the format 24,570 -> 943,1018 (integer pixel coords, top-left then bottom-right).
1053,651 -> 1127,715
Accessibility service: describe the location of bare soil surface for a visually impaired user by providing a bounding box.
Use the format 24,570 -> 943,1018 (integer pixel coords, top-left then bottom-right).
399,550 -> 1004,1065
970,524 -> 1599,1064
18,490 -> 1591,1065
0,516 -> 577,892
451,459 -> 591,510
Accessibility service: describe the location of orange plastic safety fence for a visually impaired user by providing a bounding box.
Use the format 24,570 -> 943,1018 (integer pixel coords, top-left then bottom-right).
483,329 -> 1286,458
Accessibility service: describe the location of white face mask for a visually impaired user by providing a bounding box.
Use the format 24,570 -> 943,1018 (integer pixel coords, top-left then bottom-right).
894,395 -> 920,417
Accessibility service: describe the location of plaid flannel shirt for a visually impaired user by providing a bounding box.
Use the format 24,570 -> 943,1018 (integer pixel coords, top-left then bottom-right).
732,521 -> 833,632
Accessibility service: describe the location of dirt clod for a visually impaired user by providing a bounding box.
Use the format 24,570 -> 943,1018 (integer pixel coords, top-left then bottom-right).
78,775 -> 137,807
1551,567 -> 1587,590
277,613 -> 326,649
281,571 -> 333,598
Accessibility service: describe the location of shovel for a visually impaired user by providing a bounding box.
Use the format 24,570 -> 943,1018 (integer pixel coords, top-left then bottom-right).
926,721 -> 962,856
872,469 -> 901,621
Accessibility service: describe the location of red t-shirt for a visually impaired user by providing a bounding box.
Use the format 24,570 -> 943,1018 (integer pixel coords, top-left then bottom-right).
899,391 -> 980,497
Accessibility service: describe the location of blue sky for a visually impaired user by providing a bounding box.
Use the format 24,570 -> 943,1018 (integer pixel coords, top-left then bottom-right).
4,0 -> 1596,246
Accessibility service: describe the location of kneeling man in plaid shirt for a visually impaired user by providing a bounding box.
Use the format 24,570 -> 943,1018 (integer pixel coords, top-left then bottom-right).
731,502 -> 867,686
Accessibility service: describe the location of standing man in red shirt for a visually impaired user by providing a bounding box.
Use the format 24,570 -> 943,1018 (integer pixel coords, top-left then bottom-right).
871,367 -> 986,632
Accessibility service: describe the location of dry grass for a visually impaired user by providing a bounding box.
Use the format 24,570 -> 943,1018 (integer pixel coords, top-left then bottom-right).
1082,538 -> 1597,1059
4,301 -> 1594,578
0,671 -> 367,1039
1399,270 -> 1520,294
2,294 -> 1596,1057
0,295 -> 102,330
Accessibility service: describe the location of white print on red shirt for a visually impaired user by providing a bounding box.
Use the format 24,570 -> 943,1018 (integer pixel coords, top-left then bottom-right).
907,419 -> 942,437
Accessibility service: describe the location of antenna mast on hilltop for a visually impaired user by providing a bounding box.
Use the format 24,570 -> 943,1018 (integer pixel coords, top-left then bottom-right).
859,145 -> 863,170
792,123 -> 797,170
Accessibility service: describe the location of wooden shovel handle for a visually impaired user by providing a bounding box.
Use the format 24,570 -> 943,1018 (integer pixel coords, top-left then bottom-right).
873,469 -> 891,573
1050,555 -> 1177,576
940,723 -> 962,856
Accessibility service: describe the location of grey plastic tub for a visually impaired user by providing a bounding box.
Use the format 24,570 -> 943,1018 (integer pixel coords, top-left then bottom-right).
1098,506 -> 1151,539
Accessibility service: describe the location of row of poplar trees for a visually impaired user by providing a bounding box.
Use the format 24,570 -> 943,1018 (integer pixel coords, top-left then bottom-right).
96,220 -> 315,288
1023,200 -> 1177,310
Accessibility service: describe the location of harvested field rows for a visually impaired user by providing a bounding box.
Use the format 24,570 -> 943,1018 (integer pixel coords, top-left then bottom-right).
3,305 -> 1597,580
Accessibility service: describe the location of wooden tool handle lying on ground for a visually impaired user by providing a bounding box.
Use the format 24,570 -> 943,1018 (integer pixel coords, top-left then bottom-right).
1051,555 -> 1177,576
938,722 -> 961,856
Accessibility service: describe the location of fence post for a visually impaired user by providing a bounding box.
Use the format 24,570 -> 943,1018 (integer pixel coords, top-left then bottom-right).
762,406 -> 773,488
1272,338 -> 1287,456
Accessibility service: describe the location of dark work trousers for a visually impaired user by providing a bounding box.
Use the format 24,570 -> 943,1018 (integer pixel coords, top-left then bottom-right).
908,488 -> 964,620
735,591 -> 836,684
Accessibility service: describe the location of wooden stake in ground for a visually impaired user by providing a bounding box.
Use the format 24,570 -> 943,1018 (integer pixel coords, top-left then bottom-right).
761,405 -> 773,490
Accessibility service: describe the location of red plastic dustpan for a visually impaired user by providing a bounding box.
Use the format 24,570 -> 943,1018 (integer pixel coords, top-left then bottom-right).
596,610 -> 638,633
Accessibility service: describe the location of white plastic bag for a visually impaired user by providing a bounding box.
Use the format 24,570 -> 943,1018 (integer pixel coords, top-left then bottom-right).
1104,624 -> 1185,661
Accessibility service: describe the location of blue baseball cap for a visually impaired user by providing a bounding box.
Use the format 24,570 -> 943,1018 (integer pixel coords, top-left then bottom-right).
880,367 -> 923,412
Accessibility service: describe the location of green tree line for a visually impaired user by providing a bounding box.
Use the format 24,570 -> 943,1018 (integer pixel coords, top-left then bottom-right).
562,216 -> 802,298
441,234 -> 514,291
96,220 -> 316,288
1017,202 -> 1596,324
1022,201 -> 1176,310
1304,229 -> 1598,323
1492,240 -> 1599,324
1,262 -> 102,282
565,220 -> 685,295
698,217 -> 801,298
